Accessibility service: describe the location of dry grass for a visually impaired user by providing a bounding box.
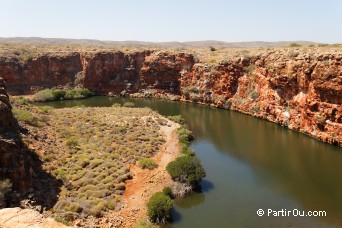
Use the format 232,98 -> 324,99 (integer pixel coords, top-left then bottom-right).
0,42 -> 340,64
10,98 -> 168,222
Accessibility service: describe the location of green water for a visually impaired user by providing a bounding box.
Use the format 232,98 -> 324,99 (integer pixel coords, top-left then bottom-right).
36,97 -> 342,228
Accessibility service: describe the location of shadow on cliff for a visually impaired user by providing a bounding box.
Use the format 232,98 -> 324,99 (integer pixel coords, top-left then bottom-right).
1,124 -> 62,210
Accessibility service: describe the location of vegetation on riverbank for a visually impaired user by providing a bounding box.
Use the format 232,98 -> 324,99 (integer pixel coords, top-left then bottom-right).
146,115 -> 206,224
33,88 -> 94,102
10,97 -> 168,225
147,191 -> 173,224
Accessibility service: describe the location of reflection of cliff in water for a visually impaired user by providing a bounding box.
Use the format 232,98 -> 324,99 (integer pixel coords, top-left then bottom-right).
178,103 -> 342,224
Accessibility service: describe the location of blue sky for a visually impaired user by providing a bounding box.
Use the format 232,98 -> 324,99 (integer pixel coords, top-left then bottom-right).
0,0 -> 341,43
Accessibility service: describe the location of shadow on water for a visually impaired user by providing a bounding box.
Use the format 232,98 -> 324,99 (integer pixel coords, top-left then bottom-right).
199,179 -> 214,193
174,192 -> 206,209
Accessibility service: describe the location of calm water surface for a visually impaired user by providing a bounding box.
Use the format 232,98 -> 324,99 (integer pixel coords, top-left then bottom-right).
37,97 -> 342,228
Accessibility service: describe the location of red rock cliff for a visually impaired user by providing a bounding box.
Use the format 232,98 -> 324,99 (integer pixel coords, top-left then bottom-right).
0,78 -> 34,190
0,50 -> 341,147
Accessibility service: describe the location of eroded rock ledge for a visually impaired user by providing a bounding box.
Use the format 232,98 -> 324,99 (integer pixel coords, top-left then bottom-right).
0,49 -> 341,146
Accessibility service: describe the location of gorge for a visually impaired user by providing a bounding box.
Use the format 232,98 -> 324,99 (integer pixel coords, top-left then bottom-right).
0,48 -> 341,147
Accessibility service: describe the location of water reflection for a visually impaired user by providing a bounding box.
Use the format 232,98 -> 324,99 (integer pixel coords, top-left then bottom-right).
175,192 -> 206,209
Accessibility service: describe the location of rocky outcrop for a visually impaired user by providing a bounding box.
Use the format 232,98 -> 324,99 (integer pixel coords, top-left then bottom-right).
179,51 -> 341,147
0,78 -> 61,209
0,78 -> 34,190
0,53 -> 83,94
0,207 -> 67,228
0,50 -> 341,147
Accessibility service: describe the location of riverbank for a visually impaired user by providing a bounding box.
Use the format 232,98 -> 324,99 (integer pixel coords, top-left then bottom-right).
2,48 -> 341,147
99,119 -> 180,227
1,96 -> 184,227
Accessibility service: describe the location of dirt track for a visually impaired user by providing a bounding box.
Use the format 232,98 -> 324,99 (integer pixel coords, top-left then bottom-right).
105,119 -> 179,228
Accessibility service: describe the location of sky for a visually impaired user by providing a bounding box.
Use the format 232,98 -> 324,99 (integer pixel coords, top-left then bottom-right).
0,0 -> 341,43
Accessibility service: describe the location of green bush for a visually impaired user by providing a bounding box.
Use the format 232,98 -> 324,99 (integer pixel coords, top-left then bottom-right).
138,158 -> 157,170
33,88 -> 94,102
178,127 -> 194,143
65,138 -> 79,149
167,115 -> 185,125
147,192 -> 173,224
112,103 -> 122,107
182,88 -> 189,95
12,108 -> 41,127
33,89 -> 55,102
67,88 -> 94,99
52,89 -> 66,100
177,127 -> 195,156
162,187 -> 172,198
166,156 -> 206,185
123,102 -> 135,108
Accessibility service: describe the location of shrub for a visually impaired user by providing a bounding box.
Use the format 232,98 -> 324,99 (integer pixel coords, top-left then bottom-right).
147,192 -> 173,224
123,102 -> 135,108
182,88 -> 189,95
177,127 -> 194,143
245,64 -> 255,74
253,105 -> 260,113
166,156 -> 206,185
177,127 -> 195,156
12,108 -> 41,127
34,88 -> 94,102
33,89 -> 55,102
249,91 -> 259,100
134,219 -> 159,228
65,138 -> 79,149
112,103 -> 121,107
74,88 -> 94,98
225,101 -> 232,108
209,46 -> 216,51
138,158 -> 157,170
52,89 -> 66,100
37,106 -> 53,114
167,115 -> 185,125
162,187 -> 172,198
180,143 -> 194,156
289,43 -> 301,47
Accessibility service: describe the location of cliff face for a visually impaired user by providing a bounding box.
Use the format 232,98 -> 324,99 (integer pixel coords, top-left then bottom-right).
0,53 -> 83,94
0,50 -> 341,147
0,78 -> 61,209
0,78 -> 34,190
180,52 -> 341,147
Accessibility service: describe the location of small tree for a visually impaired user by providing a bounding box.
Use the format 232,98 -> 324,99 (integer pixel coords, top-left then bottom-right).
166,156 -> 206,185
147,192 -> 173,224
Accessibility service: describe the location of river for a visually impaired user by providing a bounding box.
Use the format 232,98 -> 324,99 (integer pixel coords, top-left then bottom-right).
36,96 -> 342,228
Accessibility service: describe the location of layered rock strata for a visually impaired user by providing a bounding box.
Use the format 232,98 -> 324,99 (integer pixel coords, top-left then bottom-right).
0,50 -> 341,146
